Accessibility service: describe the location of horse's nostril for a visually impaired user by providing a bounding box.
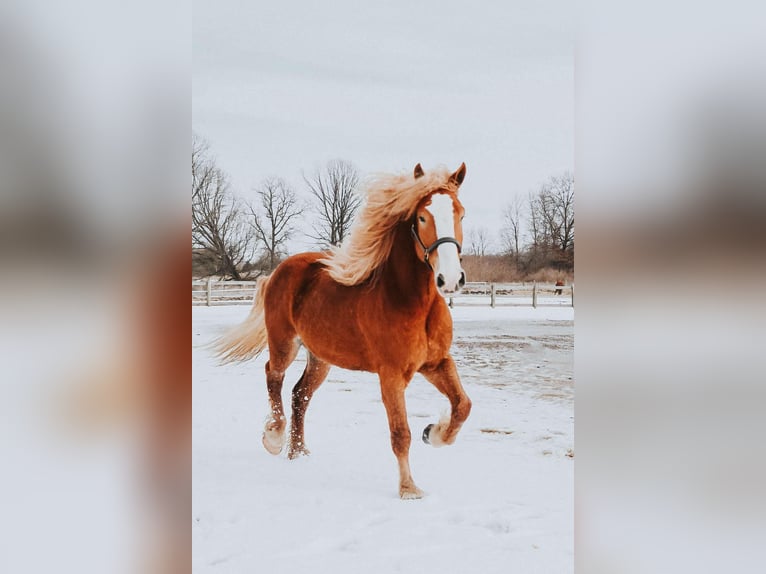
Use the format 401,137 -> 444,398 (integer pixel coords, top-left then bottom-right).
459,272 -> 466,287
436,274 -> 445,288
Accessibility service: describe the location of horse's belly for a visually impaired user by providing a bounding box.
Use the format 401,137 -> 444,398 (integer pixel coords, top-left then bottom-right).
294,308 -> 374,372
299,333 -> 374,372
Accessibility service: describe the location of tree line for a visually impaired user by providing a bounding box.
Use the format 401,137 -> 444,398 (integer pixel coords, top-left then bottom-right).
193,134 -> 359,279
500,171 -> 574,272
192,134 -> 573,280
463,173 -> 574,282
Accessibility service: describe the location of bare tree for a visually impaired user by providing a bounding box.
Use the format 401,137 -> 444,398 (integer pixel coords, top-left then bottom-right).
304,159 -> 361,247
192,134 -> 216,210
530,191 -> 554,249
532,173 -> 574,253
248,177 -> 302,271
467,227 -> 491,257
548,172 -> 574,253
192,135 -> 256,279
500,195 -> 524,263
524,172 -> 574,271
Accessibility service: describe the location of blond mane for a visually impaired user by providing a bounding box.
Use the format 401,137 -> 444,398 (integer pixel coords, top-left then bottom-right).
320,167 -> 458,286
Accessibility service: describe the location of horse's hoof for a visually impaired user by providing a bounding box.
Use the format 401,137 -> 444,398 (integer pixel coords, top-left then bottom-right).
400,486 -> 425,500
262,431 -> 284,455
287,446 -> 311,460
422,424 -> 434,445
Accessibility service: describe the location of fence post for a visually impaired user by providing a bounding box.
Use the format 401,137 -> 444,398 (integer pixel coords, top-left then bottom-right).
532,281 -> 537,308
206,278 -> 212,307
571,284 -> 574,308
490,283 -> 496,308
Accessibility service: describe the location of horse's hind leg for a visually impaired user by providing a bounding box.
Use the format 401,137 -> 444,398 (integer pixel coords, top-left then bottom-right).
287,350 -> 330,459
262,336 -> 300,455
419,355 -> 472,447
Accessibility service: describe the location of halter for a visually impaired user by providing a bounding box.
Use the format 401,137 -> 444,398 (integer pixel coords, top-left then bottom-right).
410,224 -> 462,271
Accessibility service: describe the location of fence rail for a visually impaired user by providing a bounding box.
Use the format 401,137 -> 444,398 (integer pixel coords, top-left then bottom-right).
193,279 -> 573,308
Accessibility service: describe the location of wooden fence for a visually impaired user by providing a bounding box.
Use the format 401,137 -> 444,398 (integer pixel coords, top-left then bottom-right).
193,279 -> 573,308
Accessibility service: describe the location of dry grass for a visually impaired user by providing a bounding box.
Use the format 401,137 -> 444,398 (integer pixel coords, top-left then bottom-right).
527,267 -> 572,283
461,255 -> 574,284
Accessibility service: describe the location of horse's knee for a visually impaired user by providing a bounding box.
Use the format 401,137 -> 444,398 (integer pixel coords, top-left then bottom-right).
265,362 -> 284,382
389,427 -> 412,455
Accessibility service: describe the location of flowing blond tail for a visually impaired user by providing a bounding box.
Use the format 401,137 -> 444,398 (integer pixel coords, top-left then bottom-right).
212,275 -> 270,364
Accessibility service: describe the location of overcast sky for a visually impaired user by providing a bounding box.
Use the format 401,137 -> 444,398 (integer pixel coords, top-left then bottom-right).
193,0 -> 572,251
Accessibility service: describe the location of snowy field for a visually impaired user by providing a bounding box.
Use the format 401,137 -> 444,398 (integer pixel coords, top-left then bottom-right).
193,304 -> 573,573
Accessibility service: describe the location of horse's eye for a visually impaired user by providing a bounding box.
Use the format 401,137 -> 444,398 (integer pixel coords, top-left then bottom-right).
418,216 -> 426,223
461,216 -> 465,221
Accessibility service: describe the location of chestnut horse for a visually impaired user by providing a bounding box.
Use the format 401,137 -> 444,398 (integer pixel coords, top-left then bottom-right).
215,163 -> 472,499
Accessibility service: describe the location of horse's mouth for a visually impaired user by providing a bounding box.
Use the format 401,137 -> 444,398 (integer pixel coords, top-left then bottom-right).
438,284 -> 464,297
436,270 -> 466,296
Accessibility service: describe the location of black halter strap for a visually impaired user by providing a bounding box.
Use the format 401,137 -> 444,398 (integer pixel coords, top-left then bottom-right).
410,224 -> 462,270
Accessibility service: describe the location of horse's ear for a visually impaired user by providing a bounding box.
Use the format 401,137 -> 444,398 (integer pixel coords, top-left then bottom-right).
449,162 -> 467,187
413,163 -> 424,179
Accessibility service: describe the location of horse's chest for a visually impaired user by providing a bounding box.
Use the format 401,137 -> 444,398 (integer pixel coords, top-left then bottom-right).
425,321 -> 452,360
423,302 -> 453,361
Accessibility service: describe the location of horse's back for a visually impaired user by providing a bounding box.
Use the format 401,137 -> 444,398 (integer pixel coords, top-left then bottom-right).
264,251 -> 327,301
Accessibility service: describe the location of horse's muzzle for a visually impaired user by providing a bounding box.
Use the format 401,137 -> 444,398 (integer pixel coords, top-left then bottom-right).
437,270 -> 466,296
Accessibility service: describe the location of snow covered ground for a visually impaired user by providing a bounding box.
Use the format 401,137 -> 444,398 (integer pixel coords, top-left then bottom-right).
193,304 -> 573,573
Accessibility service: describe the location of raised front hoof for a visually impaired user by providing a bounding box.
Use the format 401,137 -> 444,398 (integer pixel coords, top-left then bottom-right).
262,431 -> 284,455
399,485 -> 425,500
287,445 -> 311,460
422,423 -> 446,447
422,424 -> 434,444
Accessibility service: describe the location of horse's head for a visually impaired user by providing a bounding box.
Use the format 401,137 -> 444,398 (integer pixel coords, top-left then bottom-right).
411,162 -> 467,296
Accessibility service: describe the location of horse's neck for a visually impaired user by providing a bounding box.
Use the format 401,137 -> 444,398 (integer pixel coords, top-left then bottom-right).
381,223 -> 436,306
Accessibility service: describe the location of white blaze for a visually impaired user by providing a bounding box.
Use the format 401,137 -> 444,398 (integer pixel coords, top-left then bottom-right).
426,193 -> 463,293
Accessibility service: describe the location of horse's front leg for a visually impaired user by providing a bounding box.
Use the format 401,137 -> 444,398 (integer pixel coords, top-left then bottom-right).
419,355 -> 472,447
379,373 -> 424,499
